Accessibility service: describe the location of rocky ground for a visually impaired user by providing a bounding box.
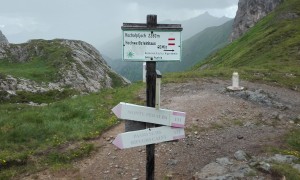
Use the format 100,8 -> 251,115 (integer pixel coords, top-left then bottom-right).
22,78 -> 300,179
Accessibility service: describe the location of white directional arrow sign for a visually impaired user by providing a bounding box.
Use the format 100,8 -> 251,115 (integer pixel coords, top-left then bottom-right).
112,102 -> 185,128
113,126 -> 185,149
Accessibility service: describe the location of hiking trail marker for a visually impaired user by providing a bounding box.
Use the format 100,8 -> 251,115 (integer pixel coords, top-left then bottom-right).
112,102 -> 186,128
113,126 -> 185,149
122,30 -> 182,61
113,15 -> 183,180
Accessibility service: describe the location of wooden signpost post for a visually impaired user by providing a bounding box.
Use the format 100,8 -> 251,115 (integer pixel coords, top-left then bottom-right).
113,15 -> 183,180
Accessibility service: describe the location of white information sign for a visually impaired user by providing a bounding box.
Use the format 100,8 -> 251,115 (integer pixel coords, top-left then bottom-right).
112,102 -> 185,128
113,126 -> 185,149
122,30 -> 182,61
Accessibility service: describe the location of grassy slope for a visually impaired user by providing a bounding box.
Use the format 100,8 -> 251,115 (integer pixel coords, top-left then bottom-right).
0,39 -> 142,179
158,19 -> 234,73
0,39 -> 125,88
0,40 -> 73,83
0,57 -> 56,82
165,0 -> 300,91
0,83 -> 144,179
189,0 -> 300,90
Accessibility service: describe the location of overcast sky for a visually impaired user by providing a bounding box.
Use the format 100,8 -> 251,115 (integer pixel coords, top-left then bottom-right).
0,0 -> 238,48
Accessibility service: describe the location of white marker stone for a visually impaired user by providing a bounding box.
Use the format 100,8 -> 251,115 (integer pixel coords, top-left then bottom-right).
227,72 -> 244,91
113,126 -> 185,149
112,102 -> 185,128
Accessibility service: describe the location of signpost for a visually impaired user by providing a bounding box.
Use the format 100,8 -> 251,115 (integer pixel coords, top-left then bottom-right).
122,30 -> 182,61
112,15 -> 183,180
112,102 -> 186,128
113,126 -> 185,149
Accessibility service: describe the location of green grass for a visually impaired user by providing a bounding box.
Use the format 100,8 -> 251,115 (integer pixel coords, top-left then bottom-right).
163,68 -> 233,83
107,71 -> 128,88
0,89 -> 78,104
0,57 -> 56,82
284,129 -> 300,158
287,130 -> 300,151
271,163 -> 300,179
268,129 -> 300,179
0,82 -> 144,179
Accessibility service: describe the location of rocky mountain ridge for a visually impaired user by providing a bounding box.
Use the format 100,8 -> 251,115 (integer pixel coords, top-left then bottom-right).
0,31 -> 128,95
0,30 -> 8,46
0,30 -> 9,59
230,0 -> 283,41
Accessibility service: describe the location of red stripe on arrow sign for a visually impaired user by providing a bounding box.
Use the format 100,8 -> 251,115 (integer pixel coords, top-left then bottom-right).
168,38 -> 175,41
171,123 -> 184,128
173,111 -> 186,117
168,43 -> 175,46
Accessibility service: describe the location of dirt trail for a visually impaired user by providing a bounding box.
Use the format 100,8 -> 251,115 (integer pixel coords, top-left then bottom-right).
23,78 -> 300,179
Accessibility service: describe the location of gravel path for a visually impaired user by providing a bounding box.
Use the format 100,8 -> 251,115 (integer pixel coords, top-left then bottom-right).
23,78 -> 300,179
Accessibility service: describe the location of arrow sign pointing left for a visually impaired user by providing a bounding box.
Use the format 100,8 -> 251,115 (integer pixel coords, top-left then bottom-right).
112,102 -> 185,128
113,126 -> 185,149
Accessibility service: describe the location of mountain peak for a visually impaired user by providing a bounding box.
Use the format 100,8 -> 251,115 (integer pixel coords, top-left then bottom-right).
0,30 -> 9,46
203,11 -> 210,16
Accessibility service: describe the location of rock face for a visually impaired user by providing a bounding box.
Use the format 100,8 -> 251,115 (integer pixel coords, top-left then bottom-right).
0,30 -> 8,46
0,34 -> 129,93
230,0 -> 283,41
0,30 -> 9,59
194,151 -> 300,180
58,40 -> 129,92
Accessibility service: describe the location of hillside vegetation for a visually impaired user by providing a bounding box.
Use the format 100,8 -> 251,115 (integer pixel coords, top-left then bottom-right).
0,38 -> 130,178
158,19 -> 234,73
0,40 -> 72,83
170,0 -> 300,90
0,83 -> 144,179
0,39 -> 127,95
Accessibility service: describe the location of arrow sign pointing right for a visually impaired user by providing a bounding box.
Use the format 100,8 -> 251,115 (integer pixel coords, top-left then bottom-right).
112,102 -> 185,128
113,126 -> 185,149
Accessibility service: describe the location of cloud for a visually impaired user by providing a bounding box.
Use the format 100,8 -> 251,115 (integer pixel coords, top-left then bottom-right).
0,16 -> 50,33
125,0 -> 238,9
208,5 -> 238,18
0,0 -> 238,46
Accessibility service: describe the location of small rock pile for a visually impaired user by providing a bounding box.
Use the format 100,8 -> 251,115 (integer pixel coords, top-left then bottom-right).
194,150 -> 300,179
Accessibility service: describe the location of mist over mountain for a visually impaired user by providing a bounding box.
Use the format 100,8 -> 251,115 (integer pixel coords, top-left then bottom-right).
113,20 -> 233,82
99,12 -> 231,60
99,13 -> 232,81
161,12 -> 231,40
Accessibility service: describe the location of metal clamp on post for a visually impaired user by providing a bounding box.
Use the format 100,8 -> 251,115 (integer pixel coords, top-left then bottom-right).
155,70 -> 162,110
